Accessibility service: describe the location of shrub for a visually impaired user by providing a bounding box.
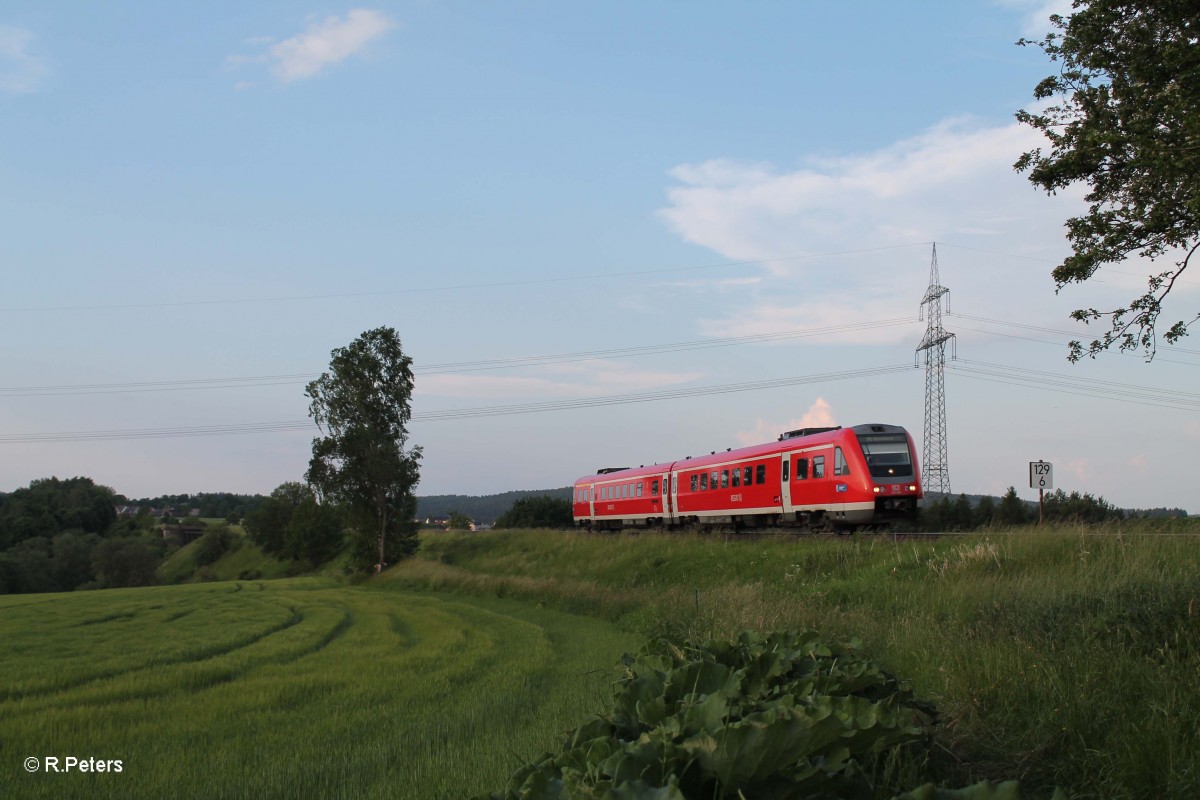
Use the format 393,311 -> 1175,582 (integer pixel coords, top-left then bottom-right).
481,630 -> 1046,799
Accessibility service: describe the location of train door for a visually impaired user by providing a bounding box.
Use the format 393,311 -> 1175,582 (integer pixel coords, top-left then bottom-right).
780,453 -> 793,515
668,471 -> 678,524
811,449 -> 844,519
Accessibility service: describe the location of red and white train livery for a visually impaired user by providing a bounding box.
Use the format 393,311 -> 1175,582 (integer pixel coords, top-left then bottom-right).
572,424 -> 922,530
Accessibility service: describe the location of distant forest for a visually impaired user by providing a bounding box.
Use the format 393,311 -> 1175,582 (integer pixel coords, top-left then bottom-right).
922,492 -> 1188,520
417,488 -> 572,525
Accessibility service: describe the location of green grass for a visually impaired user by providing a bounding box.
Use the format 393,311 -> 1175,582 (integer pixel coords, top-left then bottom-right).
390,525 -> 1200,799
6,524 -> 1197,799
156,533 -> 296,584
0,579 -> 637,799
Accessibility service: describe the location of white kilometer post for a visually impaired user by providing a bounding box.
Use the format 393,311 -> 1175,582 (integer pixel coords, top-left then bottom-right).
1029,461 -> 1053,524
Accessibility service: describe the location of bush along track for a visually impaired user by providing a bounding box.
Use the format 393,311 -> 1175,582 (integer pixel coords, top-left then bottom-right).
480,630 -> 1060,800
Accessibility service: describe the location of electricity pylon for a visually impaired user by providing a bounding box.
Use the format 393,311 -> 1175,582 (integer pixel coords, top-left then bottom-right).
915,243 -> 955,495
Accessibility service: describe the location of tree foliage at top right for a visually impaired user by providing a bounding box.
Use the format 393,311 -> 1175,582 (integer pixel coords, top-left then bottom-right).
1015,0 -> 1200,360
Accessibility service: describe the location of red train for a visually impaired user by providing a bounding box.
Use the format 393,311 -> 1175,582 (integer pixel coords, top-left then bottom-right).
572,424 -> 922,530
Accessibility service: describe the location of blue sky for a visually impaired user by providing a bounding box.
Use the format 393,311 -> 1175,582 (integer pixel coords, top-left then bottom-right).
3,2 -> 1198,512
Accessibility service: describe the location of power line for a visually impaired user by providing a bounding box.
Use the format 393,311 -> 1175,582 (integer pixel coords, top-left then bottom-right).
415,364 -> 914,421
949,359 -> 1200,411
951,324 -> 1200,368
950,312 -> 1200,355
0,364 -> 916,443
5,353 -> 1197,445
3,243 -> 931,314
0,318 -> 919,398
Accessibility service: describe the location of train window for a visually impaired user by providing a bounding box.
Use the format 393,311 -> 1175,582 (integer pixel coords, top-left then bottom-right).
700,472 -> 709,491
755,464 -> 766,484
782,459 -> 789,482
721,470 -> 729,488
834,447 -> 850,476
690,474 -> 699,492
710,471 -> 719,490
731,469 -> 740,488
813,456 -> 826,478
796,458 -> 808,480
857,433 -> 914,478
743,466 -> 753,485
637,483 -> 643,498
623,484 -> 629,499
651,479 -> 659,496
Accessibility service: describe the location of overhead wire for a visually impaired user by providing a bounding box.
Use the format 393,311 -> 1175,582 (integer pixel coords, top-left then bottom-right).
0,364 -> 917,443
948,359 -> 1200,412
6,352 -> 1199,444
3,243 -> 931,313
0,318 -> 919,398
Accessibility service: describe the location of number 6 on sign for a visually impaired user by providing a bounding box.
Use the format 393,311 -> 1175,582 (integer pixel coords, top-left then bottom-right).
1028,461 -> 1053,491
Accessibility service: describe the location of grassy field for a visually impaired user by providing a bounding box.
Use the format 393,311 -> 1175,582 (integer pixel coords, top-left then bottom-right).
387,525 -> 1200,799
0,578 -> 637,799
4,524 -> 1197,799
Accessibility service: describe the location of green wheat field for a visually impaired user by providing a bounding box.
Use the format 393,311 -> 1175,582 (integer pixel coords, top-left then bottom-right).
0,577 -> 635,799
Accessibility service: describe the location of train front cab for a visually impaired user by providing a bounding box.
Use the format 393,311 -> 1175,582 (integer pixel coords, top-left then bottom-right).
850,423 -> 922,523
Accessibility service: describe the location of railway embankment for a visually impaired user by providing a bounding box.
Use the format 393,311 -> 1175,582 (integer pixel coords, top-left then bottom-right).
382,524 -> 1200,799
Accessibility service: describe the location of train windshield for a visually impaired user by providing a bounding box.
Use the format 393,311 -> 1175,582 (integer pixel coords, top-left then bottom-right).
857,433 -> 914,478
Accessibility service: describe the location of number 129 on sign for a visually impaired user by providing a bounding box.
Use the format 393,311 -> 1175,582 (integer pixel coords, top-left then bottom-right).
1028,461 -> 1053,491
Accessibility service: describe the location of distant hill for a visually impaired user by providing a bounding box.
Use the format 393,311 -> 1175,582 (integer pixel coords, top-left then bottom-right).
417,488 -> 572,525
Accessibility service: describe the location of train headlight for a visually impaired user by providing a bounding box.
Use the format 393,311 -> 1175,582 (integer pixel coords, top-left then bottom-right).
907,485 -> 917,492
873,486 -> 881,493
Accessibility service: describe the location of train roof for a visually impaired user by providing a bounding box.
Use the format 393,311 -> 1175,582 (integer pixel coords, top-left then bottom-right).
574,424 -> 909,484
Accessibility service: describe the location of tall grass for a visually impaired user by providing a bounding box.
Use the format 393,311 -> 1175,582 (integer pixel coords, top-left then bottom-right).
390,526 -> 1200,799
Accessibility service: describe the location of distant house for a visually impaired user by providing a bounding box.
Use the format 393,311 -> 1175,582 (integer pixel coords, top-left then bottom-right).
115,505 -> 142,517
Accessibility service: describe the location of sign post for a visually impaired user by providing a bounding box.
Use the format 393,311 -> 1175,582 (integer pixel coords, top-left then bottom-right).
1029,461 -> 1053,525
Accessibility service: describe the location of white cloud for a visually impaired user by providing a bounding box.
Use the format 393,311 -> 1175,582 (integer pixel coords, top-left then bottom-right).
993,0 -> 1074,38
271,9 -> 395,82
0,25 -> 48,94
697,295 -> 920,346
230,9 -> 396,84
658,116 -> 1057,266
735,397 -> 837,446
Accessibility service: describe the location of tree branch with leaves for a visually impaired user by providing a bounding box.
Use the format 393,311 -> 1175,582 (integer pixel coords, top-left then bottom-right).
1014,0 -> 1200,360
